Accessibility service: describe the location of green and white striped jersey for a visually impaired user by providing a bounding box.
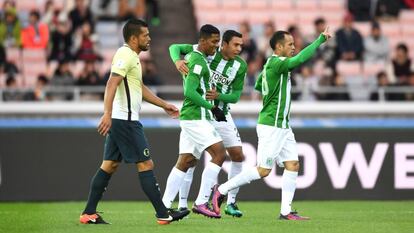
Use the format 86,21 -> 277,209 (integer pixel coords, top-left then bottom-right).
258,55 -> 292,128
207,50 -> 247,115
180,50 -> 214,120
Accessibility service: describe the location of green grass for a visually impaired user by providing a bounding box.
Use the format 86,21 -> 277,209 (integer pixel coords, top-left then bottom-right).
0,201 -> 413,233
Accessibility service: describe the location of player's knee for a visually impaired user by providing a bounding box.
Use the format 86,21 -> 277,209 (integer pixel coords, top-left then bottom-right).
285,161 -> 299,172
137,160 -> 154,172
176,155 -> 196,171
100,161 -> 119,174
229,151 -> 244,162
257,167 -> 271,177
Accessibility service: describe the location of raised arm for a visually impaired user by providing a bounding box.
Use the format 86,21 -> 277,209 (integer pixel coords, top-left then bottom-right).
287,27 -> 331,70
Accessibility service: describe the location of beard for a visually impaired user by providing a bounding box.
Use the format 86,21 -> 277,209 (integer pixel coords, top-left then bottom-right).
139,44 -> 149,51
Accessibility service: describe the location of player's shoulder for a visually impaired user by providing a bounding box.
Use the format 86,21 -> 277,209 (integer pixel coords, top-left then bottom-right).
234,55 -> 248,67
114,46 -> 135,58
187,51 -> 207,64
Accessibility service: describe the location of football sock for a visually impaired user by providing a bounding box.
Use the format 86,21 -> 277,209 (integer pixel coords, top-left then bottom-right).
162,167 -> 186,208
178,166 -> 195,209
218,166 -> 260,195
83,168 -> 111,214
194,162 -> 221,205
280,170 -> 298,216
139,170 -> 168,218
227,161 -> 243,205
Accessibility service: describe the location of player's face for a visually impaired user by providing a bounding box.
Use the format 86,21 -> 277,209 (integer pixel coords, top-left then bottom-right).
222,36 -> 243,59
281,34 -> 295,57
205,33 -> 220,56
137,27 -> 151,51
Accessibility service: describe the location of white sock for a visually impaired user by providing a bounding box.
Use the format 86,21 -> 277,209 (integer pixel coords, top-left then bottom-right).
162,167 -> 186,208
280,170 -> 298,215
218,166 -> 260,195
178,167 -> 195,209
194,162 -> 221,205
227,162 -> 243,205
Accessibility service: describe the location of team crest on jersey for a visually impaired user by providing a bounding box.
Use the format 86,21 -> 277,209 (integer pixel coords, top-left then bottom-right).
143,148 -> 150,157
225,67 -> 233,77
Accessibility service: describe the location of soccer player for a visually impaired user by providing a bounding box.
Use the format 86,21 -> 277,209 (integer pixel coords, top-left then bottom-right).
166,30 -> 247,217
211,27 -> 332,220
161,24 -> 228,219
79,19 -> 190,225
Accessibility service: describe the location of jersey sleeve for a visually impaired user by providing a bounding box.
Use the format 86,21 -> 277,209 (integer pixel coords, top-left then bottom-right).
110,48 -> 130,77
285,34 -> 326,70
184,55 -> 214,109
254,71 -> 263,92
169,44 -> 195,63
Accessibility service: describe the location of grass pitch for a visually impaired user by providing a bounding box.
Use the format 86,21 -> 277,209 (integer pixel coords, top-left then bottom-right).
0,201 -> 413,233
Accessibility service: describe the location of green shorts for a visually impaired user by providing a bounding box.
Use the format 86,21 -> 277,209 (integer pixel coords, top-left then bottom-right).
103,119 -> 151,163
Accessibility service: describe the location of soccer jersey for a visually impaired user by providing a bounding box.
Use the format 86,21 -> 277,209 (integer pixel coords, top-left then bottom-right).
110,44 -> 142,121
171,44 -> 247,115
180,50 -> 214,120
256,34 -> 326,128
258,55 -> 292,128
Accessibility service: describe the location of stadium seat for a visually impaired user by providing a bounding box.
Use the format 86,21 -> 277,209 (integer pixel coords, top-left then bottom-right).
246,0 -> 269,10
274,12 -> 298,30
223,10 -> 249,25
401,24 -> 414,37
16,0 -> 38,11
247,10 -> 274,25
6,48 -> 21,64
381,22 -> 401,38
319,0 -> 345,11
336,61 -> 362,77
399,10 -> 414,24
353,22 -> 370,37
195,11 -> 224,27
271,0 -> 294,11
295,0 -> 319,11
22,61 -> 47,87
193,0 -> 219,11
363,61 -> 386,79
221,0 -> 244,10
298,11 -> 324,26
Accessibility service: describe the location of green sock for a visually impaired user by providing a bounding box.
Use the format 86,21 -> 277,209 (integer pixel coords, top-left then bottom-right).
139,170 -> 168,218
83,169 -> 111,215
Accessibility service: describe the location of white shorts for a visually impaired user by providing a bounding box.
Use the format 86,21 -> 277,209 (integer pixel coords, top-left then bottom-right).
256,124 -> 298,169
179,120 -> 222,159
211,113 -> 242,148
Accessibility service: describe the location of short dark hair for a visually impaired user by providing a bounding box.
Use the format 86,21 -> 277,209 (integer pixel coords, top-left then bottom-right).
314,17 -> 326,26
199,24 -> 220,39
371,21 -> 380,30
269,31 -> 290,50
397,43 -> 408,53
222,30 -> 242,44
30,10 -> 40,20
122,18 -> 148,42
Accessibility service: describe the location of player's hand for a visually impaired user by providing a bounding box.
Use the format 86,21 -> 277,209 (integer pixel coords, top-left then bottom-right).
211,106 -> 227,122
206,85 -> 219,100
322,26 -> 332,41
163,103 -> 180,119
98,113 -> 112,136
175,60 -> 189,76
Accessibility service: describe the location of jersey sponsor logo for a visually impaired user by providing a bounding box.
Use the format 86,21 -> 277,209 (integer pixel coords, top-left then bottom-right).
211,71 -> 231,86
143,148 -> 150,157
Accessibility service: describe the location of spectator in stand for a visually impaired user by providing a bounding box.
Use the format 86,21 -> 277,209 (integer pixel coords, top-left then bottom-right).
325,71 -> 351,101
348,0 -> 372,21
0,8 -> 21,47
370,71 -> 405,101
2,75 -> 22,101
21,10 -> 49,49
364,21 -> 390,63
69,0 -> 94,34
288,25 -> 305,55
77,61 -> 104,86
257,21 -> 275,59
50,59 -> 75,86
387,43 -> 414,85
0,44 -> 19,76
74,22 -> 101,61
49,16 -> 72,62
306,17 -> 336,68
24,74 -> 49,101
239,21 -> 258,64
335,14 -> 364,61
296,66 -> 320,101
406,72 -> 414,100
142,59 -> 162,86
375,0 -> 402,21
404,0 -> 414,8
90,0 -> 118,21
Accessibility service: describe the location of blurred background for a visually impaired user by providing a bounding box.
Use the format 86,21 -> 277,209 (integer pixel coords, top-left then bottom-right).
0,0 -> 413,201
